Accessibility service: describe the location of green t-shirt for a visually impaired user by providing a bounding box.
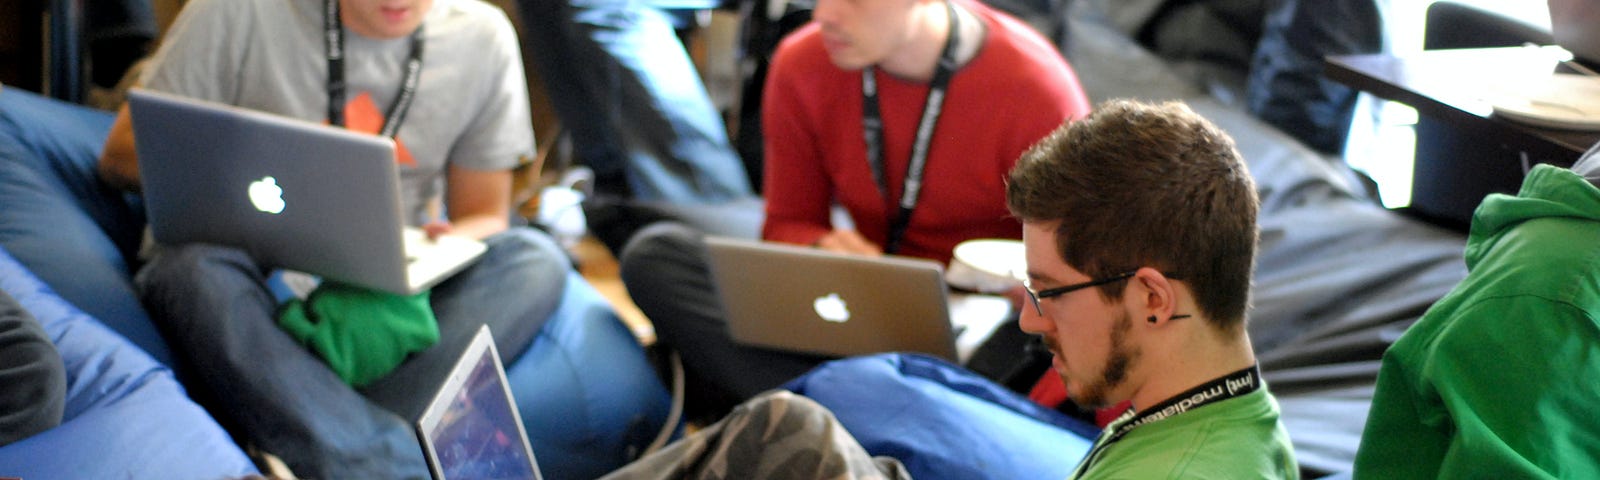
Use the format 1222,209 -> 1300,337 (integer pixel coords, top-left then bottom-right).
1070,388 -> 1299,480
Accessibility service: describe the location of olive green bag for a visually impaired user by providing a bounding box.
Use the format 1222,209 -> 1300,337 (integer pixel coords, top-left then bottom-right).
277,282 -> 439,387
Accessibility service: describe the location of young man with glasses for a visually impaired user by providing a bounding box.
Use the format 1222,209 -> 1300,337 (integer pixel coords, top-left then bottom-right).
602,99 -> 1297,479
1006,99 -> 1296,478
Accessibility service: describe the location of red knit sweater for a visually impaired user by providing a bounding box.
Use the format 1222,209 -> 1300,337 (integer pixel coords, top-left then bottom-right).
760,0 -> 1091,265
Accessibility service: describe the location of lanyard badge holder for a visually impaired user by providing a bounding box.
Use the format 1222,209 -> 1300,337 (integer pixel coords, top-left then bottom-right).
861,0 -> 961,254
1070,364 -> 1264,477
325,0 -> 425,137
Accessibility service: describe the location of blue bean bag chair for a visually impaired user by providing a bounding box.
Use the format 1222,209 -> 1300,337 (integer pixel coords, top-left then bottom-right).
0,245 -> 258,478
786,353 -> 1097,480
513,272 -> 675,480
0,85 -> 165,365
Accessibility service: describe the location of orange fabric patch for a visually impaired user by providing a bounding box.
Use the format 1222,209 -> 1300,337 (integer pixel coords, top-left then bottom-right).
342,92 -> 416,166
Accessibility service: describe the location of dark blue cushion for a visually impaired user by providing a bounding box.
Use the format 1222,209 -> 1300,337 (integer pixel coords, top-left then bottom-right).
508,272 -> 674,480
0,86 -> 168,364
786,354 -> 1096,480
0,245 -> 256,478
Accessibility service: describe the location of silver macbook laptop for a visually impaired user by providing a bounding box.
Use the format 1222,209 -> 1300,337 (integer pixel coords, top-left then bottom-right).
417,325 -> 542,480
129,88 -> 485,295
704,237 -> 959,361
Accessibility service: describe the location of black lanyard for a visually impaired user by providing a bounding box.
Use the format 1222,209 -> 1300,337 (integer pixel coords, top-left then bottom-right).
325,0 -> 424,138
1070,364 -> 1264,478
861,0 -> 960,254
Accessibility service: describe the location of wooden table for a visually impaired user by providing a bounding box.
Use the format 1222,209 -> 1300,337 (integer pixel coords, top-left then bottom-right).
1325,46 -> 1599,227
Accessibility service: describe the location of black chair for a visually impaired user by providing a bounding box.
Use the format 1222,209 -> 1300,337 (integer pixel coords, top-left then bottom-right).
1424,2 -> 1551,50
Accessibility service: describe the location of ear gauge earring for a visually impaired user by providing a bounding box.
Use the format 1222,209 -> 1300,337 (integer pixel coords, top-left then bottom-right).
1147,315 -> 1158,324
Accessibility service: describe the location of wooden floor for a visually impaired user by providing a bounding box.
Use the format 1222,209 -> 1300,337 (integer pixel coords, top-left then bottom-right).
570,235 -> 655,346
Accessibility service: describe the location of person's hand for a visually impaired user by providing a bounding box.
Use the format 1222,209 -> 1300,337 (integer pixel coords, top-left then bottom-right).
815,228 -> 883,256
421,220 -> 453,241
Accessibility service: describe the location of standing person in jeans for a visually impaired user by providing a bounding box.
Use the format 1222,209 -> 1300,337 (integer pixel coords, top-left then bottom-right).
95,0 -> 570,476
516,0 -> 753,202
620,0 -> 1090,421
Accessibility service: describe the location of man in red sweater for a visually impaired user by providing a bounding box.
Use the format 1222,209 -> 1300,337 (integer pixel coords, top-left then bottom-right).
620,0 -> 1091,421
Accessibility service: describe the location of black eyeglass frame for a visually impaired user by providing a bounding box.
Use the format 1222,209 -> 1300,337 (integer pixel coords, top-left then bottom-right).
1022,270 -> 1193,319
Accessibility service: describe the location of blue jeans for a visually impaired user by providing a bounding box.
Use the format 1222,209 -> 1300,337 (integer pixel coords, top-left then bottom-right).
619,222 -> 832,420
136,228 -> 569,479
519,0 -> 752,203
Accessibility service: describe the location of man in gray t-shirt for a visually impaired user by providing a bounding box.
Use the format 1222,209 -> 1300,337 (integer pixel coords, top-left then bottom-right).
95,0 -> 571,477
102,0 -> 532,230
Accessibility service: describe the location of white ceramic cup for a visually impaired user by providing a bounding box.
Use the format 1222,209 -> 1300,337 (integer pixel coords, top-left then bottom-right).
945,238 -> 1026,293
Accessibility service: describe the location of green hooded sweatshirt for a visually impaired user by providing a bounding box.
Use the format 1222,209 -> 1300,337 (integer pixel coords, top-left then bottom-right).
1353,164 -> 1600,479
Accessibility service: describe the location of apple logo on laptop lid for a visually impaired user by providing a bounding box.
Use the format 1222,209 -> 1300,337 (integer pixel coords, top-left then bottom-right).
249,176 -> 286,214
813,293 -> 851,323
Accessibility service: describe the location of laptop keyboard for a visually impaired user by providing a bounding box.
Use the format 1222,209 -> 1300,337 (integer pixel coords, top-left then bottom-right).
401,227 -> 488,291
402,229 -> 462,263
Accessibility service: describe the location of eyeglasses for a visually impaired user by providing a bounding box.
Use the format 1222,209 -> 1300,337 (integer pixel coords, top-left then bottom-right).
1021,270 -> 1192,319
1022,271 -> 1137,316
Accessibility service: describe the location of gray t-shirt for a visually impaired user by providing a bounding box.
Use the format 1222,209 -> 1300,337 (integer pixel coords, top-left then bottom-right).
141,0 -> 534,224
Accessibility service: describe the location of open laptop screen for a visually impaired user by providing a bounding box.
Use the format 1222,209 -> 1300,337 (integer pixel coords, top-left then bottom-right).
417,326 -> 541,480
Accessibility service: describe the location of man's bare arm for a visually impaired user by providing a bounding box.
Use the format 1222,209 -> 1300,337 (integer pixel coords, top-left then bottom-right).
98,104 -> 142,192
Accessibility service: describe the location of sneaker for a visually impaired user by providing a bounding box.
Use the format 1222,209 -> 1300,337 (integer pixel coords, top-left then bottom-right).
536,185 -> 588,252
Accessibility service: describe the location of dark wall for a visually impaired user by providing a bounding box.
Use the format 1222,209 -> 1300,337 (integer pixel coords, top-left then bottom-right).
0,0 -> 46,93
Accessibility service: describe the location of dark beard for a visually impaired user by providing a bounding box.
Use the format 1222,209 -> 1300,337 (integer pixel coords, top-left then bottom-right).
1069,311 -> 1139,409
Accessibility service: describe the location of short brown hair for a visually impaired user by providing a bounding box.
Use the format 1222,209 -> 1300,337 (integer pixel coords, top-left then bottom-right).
1006,99 -> 1258,330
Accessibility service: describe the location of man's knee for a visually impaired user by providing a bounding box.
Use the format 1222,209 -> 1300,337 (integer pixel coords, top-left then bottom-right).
488,227 -> 569,266
135,243 -> 254,291
0,291 -> 66,447
733,390 -> 837,432
476,227 -> 571,296
619,222 -> 701,277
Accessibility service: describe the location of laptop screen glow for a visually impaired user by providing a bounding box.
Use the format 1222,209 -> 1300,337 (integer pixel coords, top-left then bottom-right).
418,327 -> 541,480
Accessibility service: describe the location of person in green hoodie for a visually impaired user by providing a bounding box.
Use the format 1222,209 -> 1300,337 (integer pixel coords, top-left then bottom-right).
1352,142 -> 1600,478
